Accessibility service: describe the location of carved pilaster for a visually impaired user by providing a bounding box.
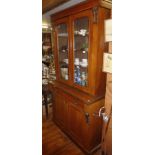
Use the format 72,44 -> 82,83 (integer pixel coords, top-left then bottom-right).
92,6 -> 98,24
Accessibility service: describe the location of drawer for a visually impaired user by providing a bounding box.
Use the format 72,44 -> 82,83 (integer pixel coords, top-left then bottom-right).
55,88 -> 67,96
71,98 -> 84,110
54,88 -> 84,110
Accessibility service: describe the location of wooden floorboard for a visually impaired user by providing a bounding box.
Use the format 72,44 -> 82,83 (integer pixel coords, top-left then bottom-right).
42,107 -> 101,155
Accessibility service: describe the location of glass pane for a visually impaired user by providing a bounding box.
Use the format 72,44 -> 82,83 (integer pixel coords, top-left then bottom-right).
74,17 -> 89,87
57,23 -> 69,80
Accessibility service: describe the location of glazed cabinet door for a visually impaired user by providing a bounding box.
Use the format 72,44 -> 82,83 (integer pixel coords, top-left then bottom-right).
71,10 -> 93,93
68,99 -> 89,147
54,18 -> 71,85
54,91 -> 68,129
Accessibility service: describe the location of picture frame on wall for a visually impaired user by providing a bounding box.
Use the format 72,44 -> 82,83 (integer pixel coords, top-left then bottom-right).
103,53 -> 112,73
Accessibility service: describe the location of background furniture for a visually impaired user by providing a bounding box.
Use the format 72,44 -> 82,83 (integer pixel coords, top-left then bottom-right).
42,84 -> 53,119
42,84 -> 49,119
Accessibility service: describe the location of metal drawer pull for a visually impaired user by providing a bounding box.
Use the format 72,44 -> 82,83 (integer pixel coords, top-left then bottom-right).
99,107 -> 105,117
93,107 -> 105,117
93,107 -> 109,123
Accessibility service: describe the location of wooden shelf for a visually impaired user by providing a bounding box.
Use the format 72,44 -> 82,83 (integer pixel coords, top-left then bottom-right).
58,33 -> 68,37
74,33 -> 89,37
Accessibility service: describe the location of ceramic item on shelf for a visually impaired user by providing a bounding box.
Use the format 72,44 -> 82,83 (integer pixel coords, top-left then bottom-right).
80,63 -> 88,67
65,75 -> 68,80
78,29 -> 87,36
74,62 -> 80,65
75,58 -> 79,62
61,46 -> 68,52
74,58 -> 80,65
82,59 -> 88,63
60,68 -> 68,79
43,46 -> 51,51
63,59 -> 69,64
79,59 -> 88,67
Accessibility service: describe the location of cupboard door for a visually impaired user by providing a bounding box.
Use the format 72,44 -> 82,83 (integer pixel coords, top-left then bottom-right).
68,100 -> 89,146
54,92 -> 68,128
72,10 -> 92,89
55,18 -> 71,83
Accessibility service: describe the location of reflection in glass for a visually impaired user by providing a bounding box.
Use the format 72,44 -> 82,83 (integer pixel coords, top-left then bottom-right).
57,23 -> 69,80
74,17 -> 89,87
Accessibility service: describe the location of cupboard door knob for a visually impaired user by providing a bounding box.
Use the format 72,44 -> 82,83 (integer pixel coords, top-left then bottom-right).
85,113 -> 90,124
96,107 -> 110,123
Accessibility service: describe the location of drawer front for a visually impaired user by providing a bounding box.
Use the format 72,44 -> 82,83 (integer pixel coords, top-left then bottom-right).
55,88 -> 84,110
72,98 -> 84,110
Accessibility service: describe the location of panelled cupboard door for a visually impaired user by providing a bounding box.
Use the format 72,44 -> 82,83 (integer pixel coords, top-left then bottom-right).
54,92 -> 68,128
68,100 -> 89,146
54,17 -> 72,85
70,10 -> 93,94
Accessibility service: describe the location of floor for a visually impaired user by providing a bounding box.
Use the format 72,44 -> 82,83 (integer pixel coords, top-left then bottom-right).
42,106 -> 101,155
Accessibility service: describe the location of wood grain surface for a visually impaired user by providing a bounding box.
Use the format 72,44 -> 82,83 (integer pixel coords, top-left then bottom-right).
42,109 -> 101,155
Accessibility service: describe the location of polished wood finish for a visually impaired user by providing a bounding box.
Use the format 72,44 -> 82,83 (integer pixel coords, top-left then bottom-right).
42,0 -> 70,13
52,85 -> 104,154
54,92 -> 68,129
53,82 -> 104,104
51,0 -> 99,22
52,0 -> 110,96
50,1 -> 111,154
42,110 -> 101,155
68,99 -> 88,146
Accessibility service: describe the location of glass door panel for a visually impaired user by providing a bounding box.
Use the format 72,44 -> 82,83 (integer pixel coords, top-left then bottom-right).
57,23 -> 69,81
73,17 -> 89,87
